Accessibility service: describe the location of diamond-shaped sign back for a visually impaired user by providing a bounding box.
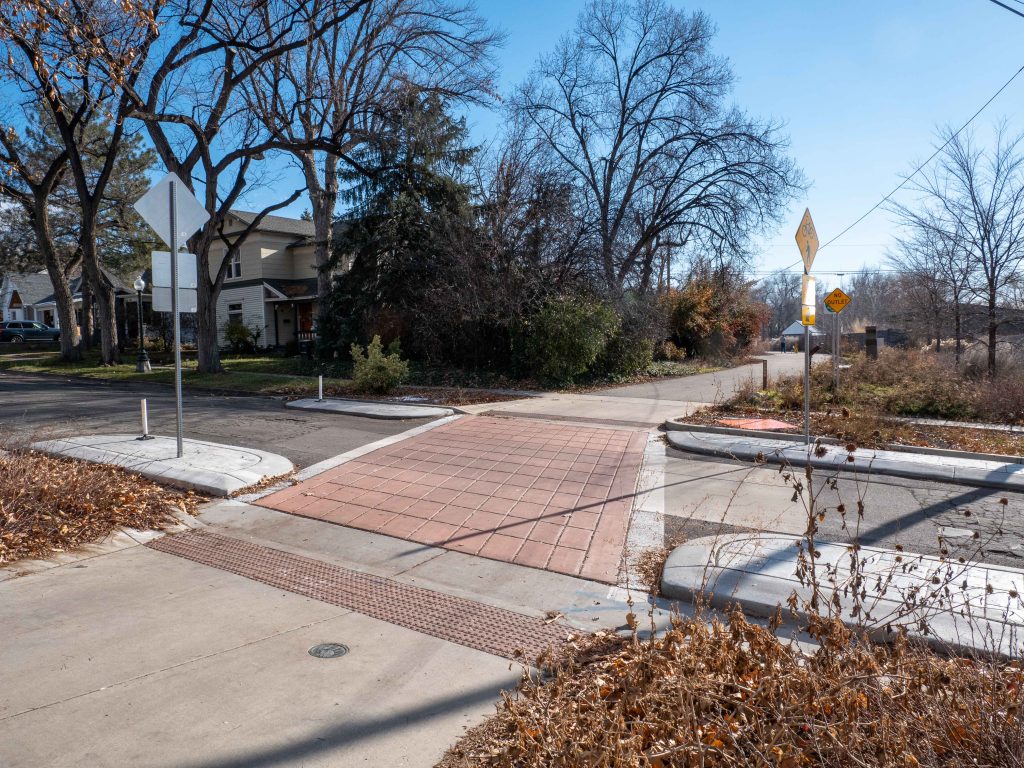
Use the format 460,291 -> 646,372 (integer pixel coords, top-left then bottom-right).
133,172 -> 210,249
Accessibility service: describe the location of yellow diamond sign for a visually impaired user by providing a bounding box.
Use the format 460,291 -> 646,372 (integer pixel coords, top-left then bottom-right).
824,288 -> 851,314
795,208 -> 819,273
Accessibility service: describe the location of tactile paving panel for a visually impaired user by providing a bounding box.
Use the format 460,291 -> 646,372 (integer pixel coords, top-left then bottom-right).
147,530 -> 574,661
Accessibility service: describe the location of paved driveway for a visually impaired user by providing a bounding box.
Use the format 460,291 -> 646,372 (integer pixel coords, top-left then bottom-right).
0,371 -> 422,468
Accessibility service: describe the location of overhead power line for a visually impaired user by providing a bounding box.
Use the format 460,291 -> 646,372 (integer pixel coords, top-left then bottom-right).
774,57 -> 1024,273
988,0 -> 1024,19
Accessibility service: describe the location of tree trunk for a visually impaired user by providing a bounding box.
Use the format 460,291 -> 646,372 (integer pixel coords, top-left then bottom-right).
313,156 -> 338,304
988,290 -> 998,377
954,301 -> 962,367
31,205 -> 81,361
82,257 -> 120,364
47,264 -> 81,361
196,247 -> 223,374
81,281 -> 93,351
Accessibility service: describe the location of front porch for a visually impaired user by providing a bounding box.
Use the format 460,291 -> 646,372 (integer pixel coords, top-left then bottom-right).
263,279 -> 317,349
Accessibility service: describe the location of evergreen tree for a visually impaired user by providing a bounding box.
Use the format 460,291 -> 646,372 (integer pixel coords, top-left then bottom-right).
319,88 -> 477,359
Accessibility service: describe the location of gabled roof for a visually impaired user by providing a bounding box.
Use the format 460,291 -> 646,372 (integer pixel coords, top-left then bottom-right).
263,277 -> 317,300
3,268 -> 133,307
3,271 -> 54,306
781,321 -> 824,336
229,210 -> 316,238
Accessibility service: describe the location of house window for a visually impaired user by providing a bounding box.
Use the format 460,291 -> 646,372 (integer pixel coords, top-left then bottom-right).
226,252 -> 242,279
227,302 -> 243,327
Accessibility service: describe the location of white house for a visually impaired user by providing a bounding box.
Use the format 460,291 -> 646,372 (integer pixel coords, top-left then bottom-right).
2,210 -> 339,349
210,211 -> 328,349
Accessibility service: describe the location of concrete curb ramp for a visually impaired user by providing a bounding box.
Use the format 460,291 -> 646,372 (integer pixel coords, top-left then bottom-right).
285,397 -> 454,420
666,429 -> 1024,491
31,434 -> 293,496
662,533 -> 1024,657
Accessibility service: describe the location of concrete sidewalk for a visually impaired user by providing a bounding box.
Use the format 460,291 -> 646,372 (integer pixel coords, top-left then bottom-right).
662,533 -> 1024,657
286,397 -> 454,420
463,392 -> 708,427
667,429 -> 1024,491
0,499 -> 659,768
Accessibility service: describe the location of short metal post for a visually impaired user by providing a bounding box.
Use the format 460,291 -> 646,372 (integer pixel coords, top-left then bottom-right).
137,399 -> 154,440
762,359 -> 768,390
318,374 -> 323,401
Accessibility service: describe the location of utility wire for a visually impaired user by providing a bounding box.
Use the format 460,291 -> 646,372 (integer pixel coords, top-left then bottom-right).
988,0 -> 1024,19
775,58 -> 1024,273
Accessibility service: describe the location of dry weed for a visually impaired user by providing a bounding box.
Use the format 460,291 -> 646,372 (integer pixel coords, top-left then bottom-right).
440,610 -> 1024,767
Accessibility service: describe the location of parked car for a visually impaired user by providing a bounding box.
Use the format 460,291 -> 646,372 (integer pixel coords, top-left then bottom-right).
0,321 -> 60,343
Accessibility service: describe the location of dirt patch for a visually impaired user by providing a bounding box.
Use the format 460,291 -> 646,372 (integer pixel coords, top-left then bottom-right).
0,449 -> 202,564
685,405 -> 1024,458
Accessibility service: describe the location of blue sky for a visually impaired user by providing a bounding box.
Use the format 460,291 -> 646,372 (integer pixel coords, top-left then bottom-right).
254,0 -> 1024,285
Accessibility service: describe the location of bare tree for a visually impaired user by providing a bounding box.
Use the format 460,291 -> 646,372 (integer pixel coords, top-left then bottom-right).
512,0 -> 801,295
896,124 -> 1024,376
110,0 -> 377,372
888,235 -> 948,350
754,270 -> 801,339
0,109 -> 81,359
889,214 -> 973,361
244,0 -> 499,304
0,0 -> 162,364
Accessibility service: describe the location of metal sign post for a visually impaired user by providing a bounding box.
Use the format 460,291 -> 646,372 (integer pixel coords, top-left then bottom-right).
795,209 -> 819,447
134,172 -> 210,460
823,287 -> 851,394
169,180 -> 183,457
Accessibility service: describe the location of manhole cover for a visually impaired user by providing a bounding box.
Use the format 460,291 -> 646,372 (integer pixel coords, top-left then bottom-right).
308,643 -> 349,659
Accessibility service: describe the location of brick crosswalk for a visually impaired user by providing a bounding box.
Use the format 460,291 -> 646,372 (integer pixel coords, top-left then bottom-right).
257,416 -> 646,583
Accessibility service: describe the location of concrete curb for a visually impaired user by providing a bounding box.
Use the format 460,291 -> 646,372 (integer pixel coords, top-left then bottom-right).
0,505 -> 204,583
665,429 -> 1024,492
665,418 -> 1024,467
31,435 -> 294,496
284,397 -> 456,420
662,533 -> 1024,657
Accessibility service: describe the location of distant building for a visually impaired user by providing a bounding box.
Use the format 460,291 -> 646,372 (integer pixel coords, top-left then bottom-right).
0,270 -> 132,330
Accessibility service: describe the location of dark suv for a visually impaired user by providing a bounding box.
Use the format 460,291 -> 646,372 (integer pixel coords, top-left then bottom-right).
0,321 -> 61,343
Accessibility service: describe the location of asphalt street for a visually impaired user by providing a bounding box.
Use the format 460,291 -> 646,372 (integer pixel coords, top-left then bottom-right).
0,371 -> 424,468
661,450 -> 1024,569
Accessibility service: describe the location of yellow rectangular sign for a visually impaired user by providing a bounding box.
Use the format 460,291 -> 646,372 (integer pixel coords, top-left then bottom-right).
824,288 -> 851,314
801,306 -> 815,326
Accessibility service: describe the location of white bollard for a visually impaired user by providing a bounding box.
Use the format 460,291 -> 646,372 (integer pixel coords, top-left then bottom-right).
138,398 -> 154,440
318,375 -> 323,401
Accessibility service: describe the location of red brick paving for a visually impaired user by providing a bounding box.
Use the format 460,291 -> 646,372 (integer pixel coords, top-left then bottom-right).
257,416 -> 647,583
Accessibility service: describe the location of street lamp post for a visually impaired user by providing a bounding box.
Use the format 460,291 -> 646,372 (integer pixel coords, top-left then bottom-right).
134,276 -> 152,373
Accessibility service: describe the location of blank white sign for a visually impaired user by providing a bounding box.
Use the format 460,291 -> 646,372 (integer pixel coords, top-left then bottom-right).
152,251 -> 198,289
152,287 -> 198,313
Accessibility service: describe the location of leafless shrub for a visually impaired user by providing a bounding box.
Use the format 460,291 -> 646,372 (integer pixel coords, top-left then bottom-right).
441,608 -> 1024,767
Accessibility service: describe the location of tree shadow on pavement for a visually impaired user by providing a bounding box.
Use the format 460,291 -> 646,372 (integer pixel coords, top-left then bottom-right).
154,678 -> 510,768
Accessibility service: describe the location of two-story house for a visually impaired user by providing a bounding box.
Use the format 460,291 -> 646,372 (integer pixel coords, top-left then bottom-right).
210,211 -> 323,349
